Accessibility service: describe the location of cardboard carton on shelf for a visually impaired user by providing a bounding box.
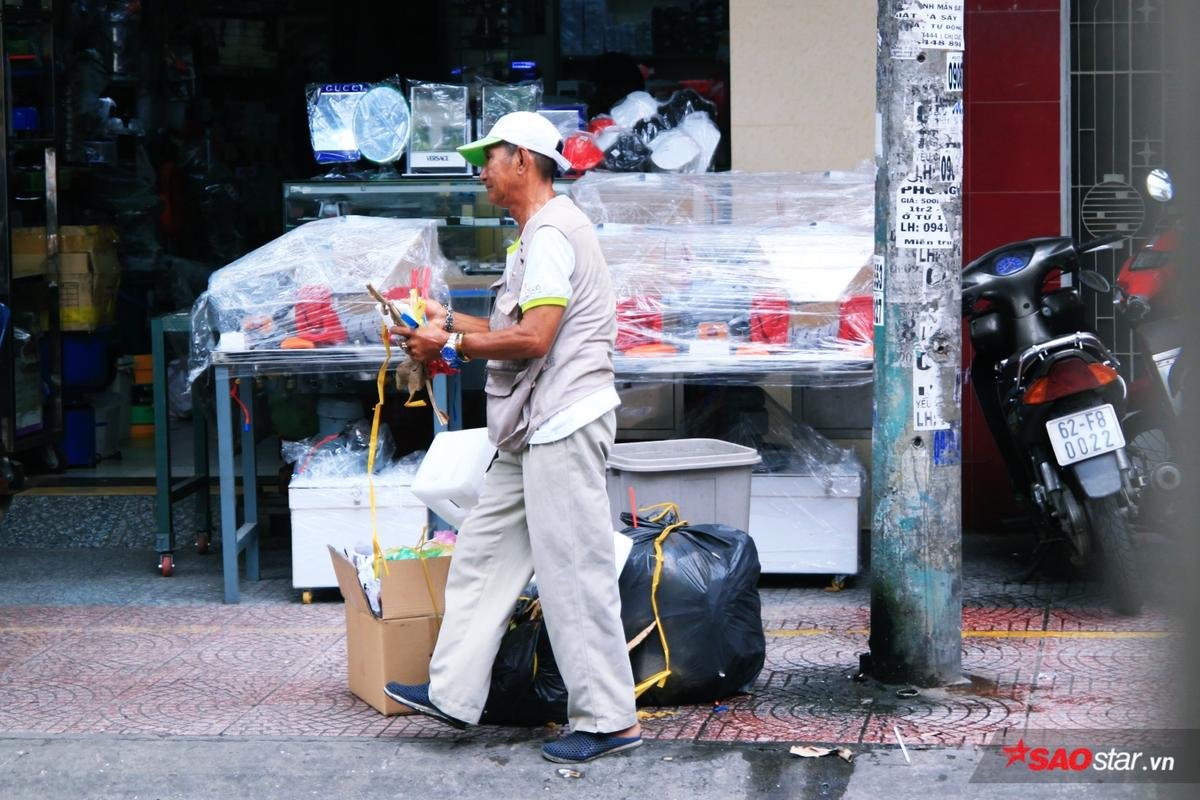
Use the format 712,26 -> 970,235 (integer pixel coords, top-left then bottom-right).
327,545 -> 451,715
9,226 -> 121,331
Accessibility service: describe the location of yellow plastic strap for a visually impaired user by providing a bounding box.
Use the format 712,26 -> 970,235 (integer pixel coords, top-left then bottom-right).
632,519 -> 684,698
639,502 -> 682,525
412,524 -> 444,618
369,323 -> 392,579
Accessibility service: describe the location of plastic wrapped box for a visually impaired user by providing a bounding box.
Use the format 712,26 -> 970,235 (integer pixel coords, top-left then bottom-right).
187,215 -> 451,380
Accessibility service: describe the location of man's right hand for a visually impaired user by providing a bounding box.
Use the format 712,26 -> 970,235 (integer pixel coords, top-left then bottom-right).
422,298 -> 448,330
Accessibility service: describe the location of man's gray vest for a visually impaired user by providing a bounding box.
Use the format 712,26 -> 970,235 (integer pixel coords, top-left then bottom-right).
484,195 -> 615,452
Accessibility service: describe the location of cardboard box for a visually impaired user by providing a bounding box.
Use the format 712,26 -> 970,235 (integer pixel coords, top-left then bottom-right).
11,227 -> 48,278
9,226 -> 121,330
328,545 -> 451,715
59,226 -> 121,331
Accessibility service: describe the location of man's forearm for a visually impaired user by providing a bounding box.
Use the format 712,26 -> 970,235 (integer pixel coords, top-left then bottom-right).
447,311 -> 491,334
460,325 -> 551,361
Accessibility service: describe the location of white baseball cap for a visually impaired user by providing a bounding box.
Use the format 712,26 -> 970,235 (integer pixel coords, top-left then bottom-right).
457,111 -> 572,173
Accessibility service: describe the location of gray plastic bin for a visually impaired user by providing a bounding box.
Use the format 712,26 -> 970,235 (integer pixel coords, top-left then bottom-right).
606,438 -> 761,531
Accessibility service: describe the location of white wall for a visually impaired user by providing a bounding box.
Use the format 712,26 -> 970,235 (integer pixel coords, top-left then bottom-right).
730,0 -> 876,172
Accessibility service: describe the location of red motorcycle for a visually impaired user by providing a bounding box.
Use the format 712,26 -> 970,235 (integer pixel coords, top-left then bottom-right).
1115,168 -> 1183,528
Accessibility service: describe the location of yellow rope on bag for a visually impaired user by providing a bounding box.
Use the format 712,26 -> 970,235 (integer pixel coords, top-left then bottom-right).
639,502 -> 681,525
632,515 -> 687,698
369,322 -> 393,579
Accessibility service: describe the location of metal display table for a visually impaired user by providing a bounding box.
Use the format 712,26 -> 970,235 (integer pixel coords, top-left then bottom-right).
151,312 -> 211,577
210,346 -> 461,603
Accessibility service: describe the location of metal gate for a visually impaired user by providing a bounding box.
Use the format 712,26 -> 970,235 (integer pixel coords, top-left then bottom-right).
1070,0 -> 1173,377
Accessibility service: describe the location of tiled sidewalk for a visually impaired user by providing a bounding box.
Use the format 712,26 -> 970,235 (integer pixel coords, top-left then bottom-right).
0,537 -> 1181,746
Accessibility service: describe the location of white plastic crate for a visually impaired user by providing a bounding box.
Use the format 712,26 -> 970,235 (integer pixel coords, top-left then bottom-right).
749,472 -> 861,574
288,473 -> 429,589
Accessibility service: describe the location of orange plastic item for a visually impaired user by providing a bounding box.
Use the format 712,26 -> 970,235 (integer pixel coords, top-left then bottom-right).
735,344 -> 772,356
697,322 -> 729,340
281,337 -> 316,349
623,343 -> 679,357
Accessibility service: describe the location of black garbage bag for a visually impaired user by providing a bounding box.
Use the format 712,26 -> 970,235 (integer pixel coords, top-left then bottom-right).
479,588 -> 569,726
618,508 -> 765,706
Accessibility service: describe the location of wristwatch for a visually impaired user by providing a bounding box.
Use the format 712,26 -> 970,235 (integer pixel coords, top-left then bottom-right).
440,332 -> 470,367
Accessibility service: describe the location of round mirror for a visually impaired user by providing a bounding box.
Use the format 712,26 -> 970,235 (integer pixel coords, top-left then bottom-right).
1078,268 -> 1112,293
1146,168 -> 1174,202
353,85 -> 411,165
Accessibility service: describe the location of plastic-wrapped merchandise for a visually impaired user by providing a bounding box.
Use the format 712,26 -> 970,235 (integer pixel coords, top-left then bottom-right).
648,128 -> 700,172
657,88 -> 718,128
407,81 -> 470,173
593,221 -> 873,385
568,170 -> 876,383
563,130 -> 604,172
680,389 -> 865,574
602,130 -> 651,172
570,167 -> 875,230
478,79 -> 543,136
187,215 -> 451,381
679,112 -> 720,173
306,82 -> 368,164
538,106 -> 585,138
282,418 -> 396,482
352,82 -> 410,166
610,90 -> 660,129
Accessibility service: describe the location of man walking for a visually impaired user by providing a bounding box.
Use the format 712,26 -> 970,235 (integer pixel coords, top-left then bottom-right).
385,112 -> 641,764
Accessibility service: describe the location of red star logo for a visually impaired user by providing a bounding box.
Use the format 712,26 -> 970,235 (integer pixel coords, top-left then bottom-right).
1001,738 -> 1030,766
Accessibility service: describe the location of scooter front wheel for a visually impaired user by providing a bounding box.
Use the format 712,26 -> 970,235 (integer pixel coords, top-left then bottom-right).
1083,495 -> 1143,616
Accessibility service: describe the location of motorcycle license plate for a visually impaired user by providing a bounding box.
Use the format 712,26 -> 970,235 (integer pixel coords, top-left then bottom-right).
1045,404 -> 1126,466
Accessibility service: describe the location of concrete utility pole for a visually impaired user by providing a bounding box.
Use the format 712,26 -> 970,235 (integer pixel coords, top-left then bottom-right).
868,0 -> 965,686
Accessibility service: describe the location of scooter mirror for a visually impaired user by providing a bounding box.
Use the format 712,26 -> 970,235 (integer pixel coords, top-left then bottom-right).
1079,269 -> 1112,293
1146,168 -> 1174,202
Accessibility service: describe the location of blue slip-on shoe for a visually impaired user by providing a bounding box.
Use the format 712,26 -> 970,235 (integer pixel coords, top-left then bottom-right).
542,730 -> 644,763
382,682 -> 468,730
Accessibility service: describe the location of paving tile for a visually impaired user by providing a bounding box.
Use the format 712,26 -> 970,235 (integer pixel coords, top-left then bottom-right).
0,531 -> 1180,745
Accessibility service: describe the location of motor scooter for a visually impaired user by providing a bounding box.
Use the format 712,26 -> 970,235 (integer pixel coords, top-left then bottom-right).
963,234 -> 1143,614
1115,168 -> 1184,528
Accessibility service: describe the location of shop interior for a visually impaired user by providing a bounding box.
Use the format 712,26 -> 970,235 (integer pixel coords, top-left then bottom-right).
2,0 -> 877,592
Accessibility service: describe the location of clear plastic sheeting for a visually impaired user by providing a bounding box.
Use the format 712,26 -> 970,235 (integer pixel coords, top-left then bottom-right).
579,88 -> 722,175
188,215 -> 451,380
570,167 -> 875,230
282,418 -> 396,483
568,169 -> 876,386
681,388 -> 864,494
596,222 -> 874,385
680,388 -> 864,575
306,82 -> 368,164
478,78 -> 543,136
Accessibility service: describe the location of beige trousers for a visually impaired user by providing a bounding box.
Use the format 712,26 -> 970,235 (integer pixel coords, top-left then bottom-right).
427,411 -> 637,733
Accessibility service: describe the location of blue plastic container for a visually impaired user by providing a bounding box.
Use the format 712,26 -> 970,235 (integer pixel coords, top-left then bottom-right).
62,334 -> 111,392
64,405 -> 96,467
